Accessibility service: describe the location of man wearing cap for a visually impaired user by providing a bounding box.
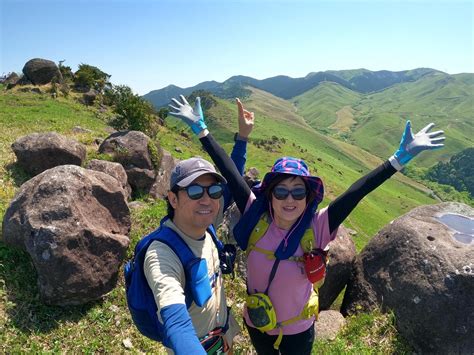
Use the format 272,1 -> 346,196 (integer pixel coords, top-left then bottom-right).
143,157 -> 240,354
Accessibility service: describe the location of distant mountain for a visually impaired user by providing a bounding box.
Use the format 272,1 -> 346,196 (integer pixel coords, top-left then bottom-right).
143,68 -> 441,108
292,72 -> 474,167
325,68 -> 437,93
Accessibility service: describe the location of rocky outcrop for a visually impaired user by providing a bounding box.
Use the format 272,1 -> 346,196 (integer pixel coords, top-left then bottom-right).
12,132 -> 86,176
12,132 -> 86,175
2,165 -> 130,305
149,150 -> 178,199
341,202 -> 473,354
4,72 -> 20,89
98,131 -> 160,193
86,159 -> 131,200
82,89 -> 98,106
22,58 -> 62,85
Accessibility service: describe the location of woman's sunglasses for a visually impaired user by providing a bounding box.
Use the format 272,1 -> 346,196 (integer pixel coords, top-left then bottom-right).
272,186 -> 307,200
178,184 -> 224,200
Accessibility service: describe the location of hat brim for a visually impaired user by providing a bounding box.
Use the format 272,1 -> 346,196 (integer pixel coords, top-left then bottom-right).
175,170 -> 227,188
258,171 -> 324,204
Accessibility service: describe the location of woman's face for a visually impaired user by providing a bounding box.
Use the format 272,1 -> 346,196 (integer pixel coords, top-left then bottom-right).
271,176 -> 307,230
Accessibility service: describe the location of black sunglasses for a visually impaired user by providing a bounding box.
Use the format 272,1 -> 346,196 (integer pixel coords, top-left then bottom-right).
178,184 -> 224,200
272,186 -> 307,200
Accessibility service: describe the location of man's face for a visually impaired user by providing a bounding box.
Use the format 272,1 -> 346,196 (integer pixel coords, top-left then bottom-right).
169,174 -> 220,237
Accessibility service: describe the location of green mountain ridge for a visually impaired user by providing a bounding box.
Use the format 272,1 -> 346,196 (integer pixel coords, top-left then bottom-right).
143,69 -> 473,171
143,68 -> 442,108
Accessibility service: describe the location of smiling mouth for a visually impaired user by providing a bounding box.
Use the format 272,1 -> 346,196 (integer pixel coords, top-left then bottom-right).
196,210 -> 212,215
283,206 -> 297,211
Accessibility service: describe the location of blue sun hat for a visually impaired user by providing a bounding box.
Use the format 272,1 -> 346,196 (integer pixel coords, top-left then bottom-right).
234,157 -> 324,260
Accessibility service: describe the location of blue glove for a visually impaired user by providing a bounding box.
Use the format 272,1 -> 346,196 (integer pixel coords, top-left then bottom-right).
389,120 -> 445,170
168,95 -> 207,135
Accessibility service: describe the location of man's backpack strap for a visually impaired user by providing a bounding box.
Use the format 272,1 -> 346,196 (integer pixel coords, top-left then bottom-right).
207,223 -> 223,251
124,221 -> 207,342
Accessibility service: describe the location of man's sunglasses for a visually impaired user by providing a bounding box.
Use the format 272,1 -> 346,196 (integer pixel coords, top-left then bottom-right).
178,184 -> 224,200
272,186 -> 307,200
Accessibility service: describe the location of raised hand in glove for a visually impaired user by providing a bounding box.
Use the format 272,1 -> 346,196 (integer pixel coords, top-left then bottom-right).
168,95 -> 207,134
389,120 -> 445,170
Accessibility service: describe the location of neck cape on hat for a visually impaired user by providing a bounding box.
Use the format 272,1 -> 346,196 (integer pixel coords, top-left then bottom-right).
233,157 -> 324,260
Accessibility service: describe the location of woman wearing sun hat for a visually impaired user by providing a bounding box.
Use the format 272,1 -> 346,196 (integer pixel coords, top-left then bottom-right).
169,95 -> 445,355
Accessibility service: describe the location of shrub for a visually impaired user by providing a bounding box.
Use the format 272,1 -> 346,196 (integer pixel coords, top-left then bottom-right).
58,60 -> 74,82
425,147 -> 474,197
106,85 -> 158,137
157,107 -> 169,125
74,63 -> 110,92
148,139 -> 163,170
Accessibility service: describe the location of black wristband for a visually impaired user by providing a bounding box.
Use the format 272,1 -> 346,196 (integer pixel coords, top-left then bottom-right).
234,132 -> 248,142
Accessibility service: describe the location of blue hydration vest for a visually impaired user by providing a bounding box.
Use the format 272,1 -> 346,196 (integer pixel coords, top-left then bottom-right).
124,216 -> 224,342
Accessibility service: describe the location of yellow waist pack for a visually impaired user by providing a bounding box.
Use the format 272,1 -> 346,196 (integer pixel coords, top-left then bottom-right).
246,293 -> 277,332
246,289 -> 319,349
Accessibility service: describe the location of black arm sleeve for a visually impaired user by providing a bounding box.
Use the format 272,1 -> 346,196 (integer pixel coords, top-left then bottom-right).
328,160 -> 397,234
200,134 -> 251,214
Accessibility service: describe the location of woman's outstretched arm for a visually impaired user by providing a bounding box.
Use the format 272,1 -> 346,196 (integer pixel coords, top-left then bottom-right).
327,120 -> 445,233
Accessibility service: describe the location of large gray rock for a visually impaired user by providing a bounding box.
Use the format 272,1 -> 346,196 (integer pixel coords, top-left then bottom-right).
81,89 -> 99,106
319,225 -> 357,310
22,58 -> 62,85
12,132 -> 87,176
2,165 -> 130,305
4,72 -> 20,89
341,202 -> 473,354
98,131 -> 160,193
86,159 -> 132,200
150,149 -> 178,199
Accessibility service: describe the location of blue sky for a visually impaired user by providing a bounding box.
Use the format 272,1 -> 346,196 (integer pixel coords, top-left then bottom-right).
1,0 -> 473,95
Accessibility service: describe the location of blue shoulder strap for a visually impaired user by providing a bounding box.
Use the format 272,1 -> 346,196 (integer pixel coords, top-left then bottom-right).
207,223 -> 223,251
135,216 -> 221,307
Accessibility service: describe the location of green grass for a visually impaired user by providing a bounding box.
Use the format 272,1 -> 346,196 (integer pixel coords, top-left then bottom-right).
312,310 -> 412,354
0,85 -> 448,353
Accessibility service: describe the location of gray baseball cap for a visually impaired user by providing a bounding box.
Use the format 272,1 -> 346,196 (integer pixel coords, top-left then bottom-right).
170,157 -> 227,190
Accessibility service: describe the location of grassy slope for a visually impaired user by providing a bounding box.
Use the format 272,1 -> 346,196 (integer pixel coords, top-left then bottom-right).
293,72 -> 474,168
292,82 -> 362,129
0,87 -> 432,353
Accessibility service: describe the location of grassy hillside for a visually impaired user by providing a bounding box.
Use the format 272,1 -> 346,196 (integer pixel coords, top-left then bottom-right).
292,82 -> 362,129
0,86 -> 442,353
293,72 -> 474,169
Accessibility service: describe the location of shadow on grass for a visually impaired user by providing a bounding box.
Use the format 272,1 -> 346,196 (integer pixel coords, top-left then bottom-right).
4,162 -> 32,187
0,241 -> 98,334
